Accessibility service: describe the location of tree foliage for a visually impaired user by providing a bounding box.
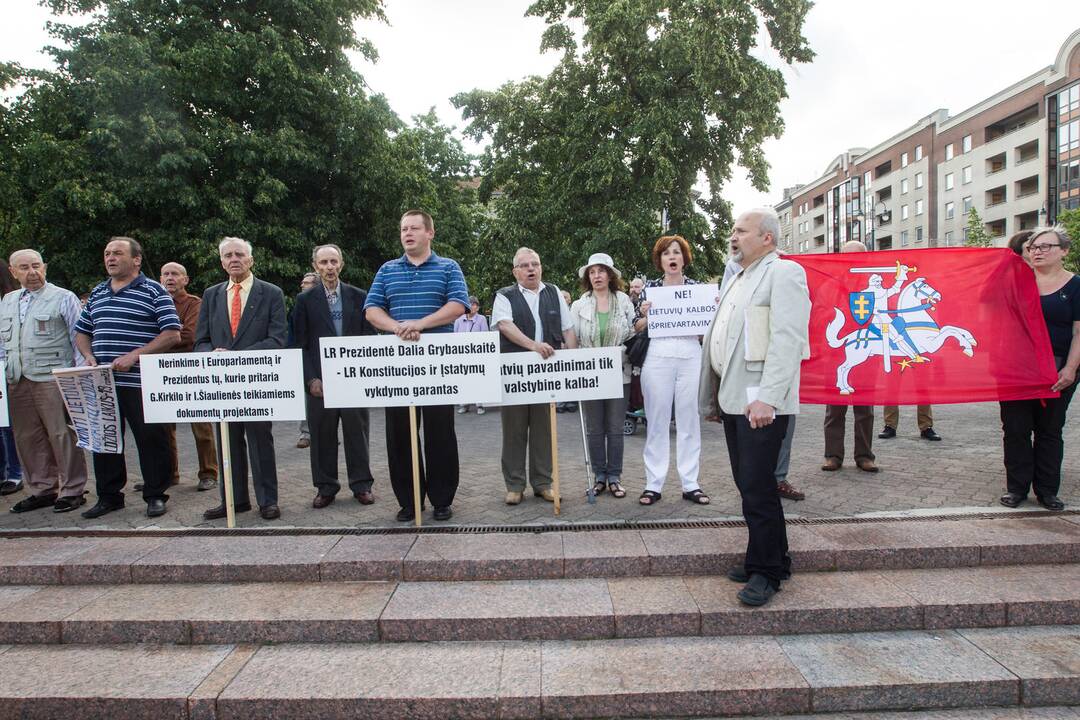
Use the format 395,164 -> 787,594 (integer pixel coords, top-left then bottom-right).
0,0 -> 477,295
964,207 -> 992,248
1058,208 -> 1080,274
453,0 -> 814,294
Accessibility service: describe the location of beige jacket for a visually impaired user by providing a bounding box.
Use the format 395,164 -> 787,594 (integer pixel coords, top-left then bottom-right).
698,252 -> 810,416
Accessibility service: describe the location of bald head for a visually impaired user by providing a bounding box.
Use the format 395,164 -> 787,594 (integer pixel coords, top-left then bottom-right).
841,241 -> 868,253
160,262 -> 189,296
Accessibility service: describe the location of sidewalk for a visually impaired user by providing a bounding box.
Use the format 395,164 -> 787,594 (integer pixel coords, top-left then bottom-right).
0,401 -> 1076,530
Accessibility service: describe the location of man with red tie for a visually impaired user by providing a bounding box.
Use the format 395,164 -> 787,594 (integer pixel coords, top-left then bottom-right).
194,237 -> 287,521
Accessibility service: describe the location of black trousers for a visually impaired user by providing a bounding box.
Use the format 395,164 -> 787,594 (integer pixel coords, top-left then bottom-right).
307,393 -> 373,497
92,386 -> 172,505
1000,362 -> 1076,499
385,404 -> 459,511
722,413 -> 791,586
215,421 -> 278,508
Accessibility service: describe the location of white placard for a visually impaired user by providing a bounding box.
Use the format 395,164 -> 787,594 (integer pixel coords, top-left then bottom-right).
500,347 -> 624,406
140,349 -> 305,423
320,332 -> 502,408
52,365 -> 123,453
646,283 -> 719,338
0,361 -> 9,428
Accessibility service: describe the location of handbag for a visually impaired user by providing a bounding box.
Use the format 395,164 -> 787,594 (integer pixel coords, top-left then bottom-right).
625,329 -> 650,366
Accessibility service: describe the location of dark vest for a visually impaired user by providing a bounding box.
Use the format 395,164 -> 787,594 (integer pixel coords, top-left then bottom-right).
497,284 -> 565,353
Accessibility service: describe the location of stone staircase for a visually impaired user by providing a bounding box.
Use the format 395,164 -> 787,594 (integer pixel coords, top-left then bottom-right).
0,512 -> 1077,719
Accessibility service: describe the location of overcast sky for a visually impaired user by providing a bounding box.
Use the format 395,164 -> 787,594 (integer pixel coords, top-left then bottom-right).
4,1 -> 1080,214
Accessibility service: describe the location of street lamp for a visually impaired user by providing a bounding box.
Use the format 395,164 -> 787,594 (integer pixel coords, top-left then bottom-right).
856,200 -> 890,251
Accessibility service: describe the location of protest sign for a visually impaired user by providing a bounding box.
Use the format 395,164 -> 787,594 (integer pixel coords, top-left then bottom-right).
140,349 -> 305,423
0,361 -> 8,427
646,283 -> 719,338
52,365 -> 123,453
500,347 -> 624,405
320,332 -> 502,408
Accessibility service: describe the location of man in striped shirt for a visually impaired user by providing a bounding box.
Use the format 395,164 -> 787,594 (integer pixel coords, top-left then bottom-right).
364,209 -> 470,522
75,237 -> 181,519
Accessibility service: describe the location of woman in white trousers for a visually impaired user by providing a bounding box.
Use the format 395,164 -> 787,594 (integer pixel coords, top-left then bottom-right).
636,235 -> 708,506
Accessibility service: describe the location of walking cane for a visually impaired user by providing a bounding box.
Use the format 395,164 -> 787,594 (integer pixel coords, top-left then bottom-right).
579,408 -> 596,504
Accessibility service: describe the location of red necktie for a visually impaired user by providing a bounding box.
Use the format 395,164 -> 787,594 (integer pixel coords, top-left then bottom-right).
230,283 -> 242,335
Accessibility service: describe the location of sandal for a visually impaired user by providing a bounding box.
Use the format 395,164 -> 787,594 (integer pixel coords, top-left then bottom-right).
682,489 -> 711,505
589,481 -> 607,497
608,481 -> 626,499
639,490 -> 661,505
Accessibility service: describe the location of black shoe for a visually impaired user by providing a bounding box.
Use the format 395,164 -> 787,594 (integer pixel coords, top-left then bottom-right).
53,495 -> 86,513
433,506 -> 453,521
10,493 -> 58,513
999,492 -> 1025,508
82,501 -> 124,519
0,479 -> 24,495
259,504 -> 281,520
133,482 -> 144,491
146,499 -> 167,517
727,565 -> 791,584
737,573 -> 778,607
396,507 -> 414,522
1037,494 -> 1065,511
878,426 -> 896,439
203,503 -> 252,520
921,427 -> 942,441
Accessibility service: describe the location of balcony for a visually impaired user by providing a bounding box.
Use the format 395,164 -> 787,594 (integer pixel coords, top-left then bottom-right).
1015,175 -> 1039,199
1015,210 -> 1039,231
986,151 -> 1007,175
985,185 -> 1007,208
875,160 -> 892,180
987,218 -> 1007,238
1015,139 -> 1039,165
813,194 -> 825,209
813,214 -> 825,229
984,104 -> 1039,143
814,234 -> 826,246
876,235 -> 893,250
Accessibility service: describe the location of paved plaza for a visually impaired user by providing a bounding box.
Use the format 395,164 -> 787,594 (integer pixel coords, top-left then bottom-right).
0,401 -> 1076,530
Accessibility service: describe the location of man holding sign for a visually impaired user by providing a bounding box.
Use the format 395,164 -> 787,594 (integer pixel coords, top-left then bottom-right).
492,248 -> 577,505
364,209 -> 469,522
75,237 -> 181,519
194,237 -> 287,521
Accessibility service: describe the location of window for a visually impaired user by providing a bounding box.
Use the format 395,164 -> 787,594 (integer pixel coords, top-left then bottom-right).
962,166 -> 972,184
901,178 -> 909,194
946,143 -> 955,161
962,134 -> 972,153
915,199 -> 924,215
901,204 -> 909,220
864,171 -> 872,189
963,227 -> 970,241
901,230 -> 909,246
945,173 -> 955,190
946,201 -> 955,219
915,172 -> 923,189
916,226 -> 924,243
944,231 -> 954,246
963,195 -> 973,213
901,152 -> 909,168
915,145 -> 923,161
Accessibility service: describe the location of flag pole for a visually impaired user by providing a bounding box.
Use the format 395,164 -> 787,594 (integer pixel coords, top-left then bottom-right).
550,401 -> 560,515
409,405 -> 422,527
219,421 -> 235,529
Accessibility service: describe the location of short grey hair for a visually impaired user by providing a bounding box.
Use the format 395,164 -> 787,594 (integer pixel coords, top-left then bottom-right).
1028,225 -> 1072,250
9,249 -> 43,266
747,207 -> 781,245
513,247 -> 540,266
218,236 -> 253,256
312,243 -> 344,262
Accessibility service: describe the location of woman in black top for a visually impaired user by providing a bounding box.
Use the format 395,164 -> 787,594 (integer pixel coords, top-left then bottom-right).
999,226 -> 1080,511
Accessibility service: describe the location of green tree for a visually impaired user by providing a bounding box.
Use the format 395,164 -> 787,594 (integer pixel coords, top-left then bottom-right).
1,0 -> 478,295
453,0 -> 814,289
1058,208 -> 1080,274
964,207 -> 992,248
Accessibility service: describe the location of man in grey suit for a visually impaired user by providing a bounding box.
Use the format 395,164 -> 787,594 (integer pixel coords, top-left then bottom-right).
700,208 -> 810,607
194,237 -> 287,521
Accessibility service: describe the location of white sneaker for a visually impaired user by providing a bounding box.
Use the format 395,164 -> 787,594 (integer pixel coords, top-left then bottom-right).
476,406 -> 486,415
456,405 -> 467,414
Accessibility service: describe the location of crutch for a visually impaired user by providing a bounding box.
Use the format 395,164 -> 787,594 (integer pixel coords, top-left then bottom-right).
579,407 -> 597,504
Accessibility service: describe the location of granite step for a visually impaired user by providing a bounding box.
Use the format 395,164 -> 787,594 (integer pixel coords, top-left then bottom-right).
0,626 -> 1076,719
0,514 -> 1077,584
0,563 -> 1075,645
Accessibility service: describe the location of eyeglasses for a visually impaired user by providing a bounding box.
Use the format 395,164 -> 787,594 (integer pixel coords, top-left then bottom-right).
515,261 -> 541,269
1027,243 -> 1061,254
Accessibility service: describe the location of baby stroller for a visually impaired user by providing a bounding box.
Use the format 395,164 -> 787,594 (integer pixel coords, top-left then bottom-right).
623,407 -> 647,436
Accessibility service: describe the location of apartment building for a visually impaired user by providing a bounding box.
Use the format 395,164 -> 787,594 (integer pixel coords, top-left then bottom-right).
784,28 -> 1080,253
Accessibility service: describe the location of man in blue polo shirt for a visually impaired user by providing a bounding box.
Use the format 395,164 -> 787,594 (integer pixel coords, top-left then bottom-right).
364,209 -> 469,521
75,237 -> 182,519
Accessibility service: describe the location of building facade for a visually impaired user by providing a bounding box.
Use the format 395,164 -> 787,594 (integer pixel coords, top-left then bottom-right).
782,29 -> 1080,253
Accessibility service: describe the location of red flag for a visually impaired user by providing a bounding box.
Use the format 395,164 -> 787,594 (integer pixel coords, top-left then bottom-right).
789,248 -> 1058,405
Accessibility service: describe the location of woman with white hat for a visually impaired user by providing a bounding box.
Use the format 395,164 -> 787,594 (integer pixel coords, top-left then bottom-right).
635,235 -> 708,506
570,253 -> 636,498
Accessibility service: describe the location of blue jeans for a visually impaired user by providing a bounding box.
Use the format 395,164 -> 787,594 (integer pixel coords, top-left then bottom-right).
0,427 -> 22,481
582,388 -> 627,483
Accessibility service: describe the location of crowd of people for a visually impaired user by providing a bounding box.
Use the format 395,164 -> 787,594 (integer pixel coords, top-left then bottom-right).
0,208 -> 1075,605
